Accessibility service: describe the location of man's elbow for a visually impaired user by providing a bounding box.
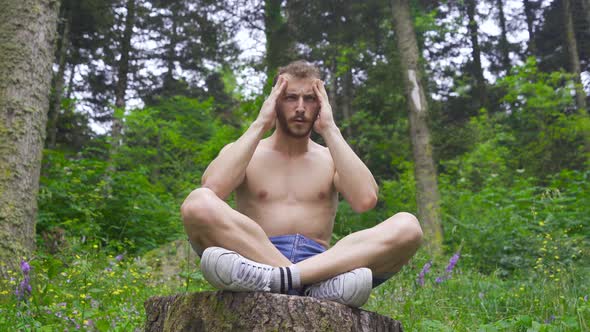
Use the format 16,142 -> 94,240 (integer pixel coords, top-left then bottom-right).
200,179 -> 229,200
351,192 -> 378,213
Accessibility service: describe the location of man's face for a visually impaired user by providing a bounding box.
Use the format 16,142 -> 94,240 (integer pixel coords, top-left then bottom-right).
276,76 -> 320,138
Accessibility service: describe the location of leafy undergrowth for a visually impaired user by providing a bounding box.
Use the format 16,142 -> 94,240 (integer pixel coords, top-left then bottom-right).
1,244 -> 588,331
0,241 -> 213,331
366,251 -> 589,331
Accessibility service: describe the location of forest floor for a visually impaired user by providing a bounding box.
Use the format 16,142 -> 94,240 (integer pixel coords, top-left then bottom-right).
1,239 -> 588,331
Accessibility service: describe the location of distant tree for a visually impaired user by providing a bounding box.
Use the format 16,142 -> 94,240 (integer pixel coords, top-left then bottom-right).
563,0 -> 587,110
391,0 -> 443,255
0,0 -> 59,276
535,0 -> 588,109
264,0 -> 294,87
111,0 -> 136,151
495,0 -> 511,71
47,2 -> 71,148
46,0 -> 116,149
141,0 -> 237,102
464,0 -> 487,108
522,0 -> 540,55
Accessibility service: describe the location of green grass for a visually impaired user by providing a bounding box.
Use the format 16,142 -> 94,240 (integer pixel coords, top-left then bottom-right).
366,252 -> 589,331
1,244 -> 588,331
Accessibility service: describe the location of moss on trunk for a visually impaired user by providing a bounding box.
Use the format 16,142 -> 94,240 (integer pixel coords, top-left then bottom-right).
0,0 -> 59,277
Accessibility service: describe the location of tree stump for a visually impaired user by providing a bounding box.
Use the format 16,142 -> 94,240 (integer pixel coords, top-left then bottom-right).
144,291 -> 403,331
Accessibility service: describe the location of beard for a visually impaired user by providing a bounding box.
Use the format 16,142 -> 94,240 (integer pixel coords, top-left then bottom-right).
276,106 -> 319,138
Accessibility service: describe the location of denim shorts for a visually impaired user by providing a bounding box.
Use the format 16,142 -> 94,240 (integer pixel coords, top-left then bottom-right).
269,233 -> 390,288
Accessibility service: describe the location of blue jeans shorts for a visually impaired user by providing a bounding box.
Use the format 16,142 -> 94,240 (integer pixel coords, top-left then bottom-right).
269,234 -> 390,289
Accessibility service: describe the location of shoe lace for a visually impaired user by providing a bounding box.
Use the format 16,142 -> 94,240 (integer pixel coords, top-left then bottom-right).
233,261 -> 272,292
307,275 -> 343,300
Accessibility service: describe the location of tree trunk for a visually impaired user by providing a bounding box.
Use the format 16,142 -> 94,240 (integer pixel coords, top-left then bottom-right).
65,63 -> 76,100
496,0 -> 511,72
163,4 -> 178,94
47,4 -> 71,149
583,0 -> 590,38
523,0 -> 537,55
391,0 -> 443,256
111,0 -> 135,151
0,0 -> 59,276
466,0 -> 487,108
563,0 -> 587,110
328,59 -> 339,114
144,292 -> 403,332
341,66 -> 354,138
264,0 -> 293,90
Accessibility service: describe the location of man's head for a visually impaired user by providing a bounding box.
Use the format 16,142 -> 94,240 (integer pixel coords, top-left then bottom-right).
273,60 -> 321,84
274,61 -> 322,138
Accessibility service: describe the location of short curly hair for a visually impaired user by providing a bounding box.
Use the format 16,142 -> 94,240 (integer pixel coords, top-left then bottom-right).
274,60 -> 321,83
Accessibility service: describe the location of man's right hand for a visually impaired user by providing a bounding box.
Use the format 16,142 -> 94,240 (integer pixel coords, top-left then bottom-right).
257,75 -> 287,131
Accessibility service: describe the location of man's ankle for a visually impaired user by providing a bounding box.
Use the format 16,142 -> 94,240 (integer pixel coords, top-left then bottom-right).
270,265 -> 301,293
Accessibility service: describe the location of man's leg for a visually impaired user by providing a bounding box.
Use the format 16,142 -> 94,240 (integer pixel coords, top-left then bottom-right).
296,212 -> 423,285
181,187 -> 292,267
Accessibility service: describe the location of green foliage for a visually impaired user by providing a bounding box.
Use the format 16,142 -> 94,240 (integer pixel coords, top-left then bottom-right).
440,169 -> 590,275
1,246 -> 587,331
38,96 -> 241,254
0,244 -> 211,330
118,96 -> 239,199
498,57 -> 590,175
366,252 -> 589,331
38,149 -> 180,253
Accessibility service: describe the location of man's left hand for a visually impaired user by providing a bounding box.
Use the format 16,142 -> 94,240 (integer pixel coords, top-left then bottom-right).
312,79 -> 337,135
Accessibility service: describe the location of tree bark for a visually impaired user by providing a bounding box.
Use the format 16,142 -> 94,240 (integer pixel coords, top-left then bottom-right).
563,0 -> 587,110
523,0 -> 537,55
112,0 -> 135,150
328,59 -> 339,115
466,0 -> 487,108
65,62 -> 76,100
144,292 -> 403,332
163,4 -> 178,94
264,0 -> 293,90
341,66 -> 354,138
0,0 -> 60,276
391,0 -> 443,256
496,0 -> 511,72
583,0 -> 590,38
47,4 -> 71,148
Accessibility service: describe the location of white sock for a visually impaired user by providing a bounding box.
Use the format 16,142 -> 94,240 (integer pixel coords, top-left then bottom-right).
270,265 -> 301,293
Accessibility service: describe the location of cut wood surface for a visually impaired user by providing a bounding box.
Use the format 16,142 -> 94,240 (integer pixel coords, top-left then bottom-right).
144,291 -> 403,332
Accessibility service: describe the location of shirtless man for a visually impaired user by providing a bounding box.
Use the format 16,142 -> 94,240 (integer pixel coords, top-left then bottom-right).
181,60 -> 423,307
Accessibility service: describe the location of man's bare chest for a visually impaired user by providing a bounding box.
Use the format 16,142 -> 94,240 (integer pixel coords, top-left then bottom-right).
239,152 -> 335,203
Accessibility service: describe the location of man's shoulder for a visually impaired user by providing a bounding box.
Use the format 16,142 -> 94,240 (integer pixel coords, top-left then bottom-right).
309,141 -> 332,159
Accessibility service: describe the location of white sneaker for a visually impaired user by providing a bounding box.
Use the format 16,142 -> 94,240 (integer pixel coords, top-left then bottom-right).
200,247 -> 273,292
305,268 -> 372,308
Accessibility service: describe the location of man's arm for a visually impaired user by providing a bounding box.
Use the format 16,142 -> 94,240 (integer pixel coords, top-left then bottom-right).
201,76 -> 288,199
312,80 -> 378,213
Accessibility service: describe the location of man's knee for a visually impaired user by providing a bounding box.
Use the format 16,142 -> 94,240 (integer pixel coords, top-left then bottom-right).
181,187 -> 220,229
387,212 -> 423,249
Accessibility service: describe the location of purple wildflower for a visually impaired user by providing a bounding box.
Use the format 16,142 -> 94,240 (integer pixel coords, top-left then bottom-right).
16,260 -> 32,300
20,260 -> 30,274
445,252 -> 460,274
115,254 -> 124,262
584,295 -> 588,302
417,261 -> 432,286
435,251 -> 461,284
544,315 -> 555,324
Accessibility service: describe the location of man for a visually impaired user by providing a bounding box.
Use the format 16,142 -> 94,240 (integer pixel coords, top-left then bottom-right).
181,60 -> 422,308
